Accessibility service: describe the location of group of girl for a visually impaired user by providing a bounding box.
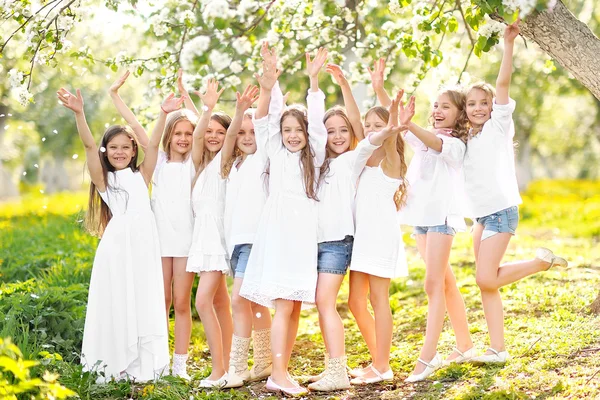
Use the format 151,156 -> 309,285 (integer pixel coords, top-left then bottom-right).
59,19 -> 567,396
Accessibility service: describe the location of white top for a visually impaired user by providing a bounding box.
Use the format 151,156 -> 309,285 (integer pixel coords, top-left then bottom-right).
317,137 -> 380,243
398,132 -> 466,231
350,166 -> 408,279
224,124 -> 269,255
186,151 -> 230,274
463,99 -> 522,218
151,151 -> 195,256
83,168 -> 169,382
239,82 -> 327,309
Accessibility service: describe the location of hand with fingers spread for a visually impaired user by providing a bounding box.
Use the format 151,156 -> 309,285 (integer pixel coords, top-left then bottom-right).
161,93 -> 186,114
399,95 -> 416,128
109,71 -> 131,94
368,58 -> 386,92
177,68 -> 191,97
196,79 -> 225,111
236,84 -> 260,112
388,89 -> 404,127
260,41 -> 278,70
504,18 -> 520,43
325,64 -> 349,88
57,88 -> 85,114
255,60 -> 281,91
306,47 -> 329,78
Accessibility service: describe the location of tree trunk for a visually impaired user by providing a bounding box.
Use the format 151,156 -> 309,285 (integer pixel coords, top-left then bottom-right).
517,1 -> 600,101
0,103 -> 19,200
515,136 -> 533,190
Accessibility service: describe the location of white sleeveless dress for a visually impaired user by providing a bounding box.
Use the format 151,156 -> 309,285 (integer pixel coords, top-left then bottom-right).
350,166 -> 408,279
81,168 -> 169,382
151,151 -> 195,257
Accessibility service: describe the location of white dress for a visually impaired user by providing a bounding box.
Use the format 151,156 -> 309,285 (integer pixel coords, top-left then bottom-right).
350,166 -> 408,278
81,168 -> 169,382
239,83 -> 327,309
186,152 -> 230,274
151,151 -> 195,257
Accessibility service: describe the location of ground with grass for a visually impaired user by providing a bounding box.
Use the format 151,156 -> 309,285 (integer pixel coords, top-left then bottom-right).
1,180 -> 600,399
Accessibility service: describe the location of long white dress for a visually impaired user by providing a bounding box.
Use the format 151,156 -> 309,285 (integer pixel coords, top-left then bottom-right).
239,83 -> 327,309
81,168 -> 169,382
350,166 -> 408,279
186,152 -> 230,274
151,151 -> 195,257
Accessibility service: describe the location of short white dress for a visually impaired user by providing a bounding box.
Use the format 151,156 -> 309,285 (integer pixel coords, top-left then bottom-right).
350,165 -> 408,279
81,168 -> 169,382
186,152 -> 230,274
239,82 -> 327,309
151,151 -> 195,257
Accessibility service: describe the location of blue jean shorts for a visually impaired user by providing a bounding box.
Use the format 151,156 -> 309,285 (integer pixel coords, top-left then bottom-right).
475,206 -> 519,241
413,224 -> 456,237
230,243 -> 252,278
317,236 -> 354,275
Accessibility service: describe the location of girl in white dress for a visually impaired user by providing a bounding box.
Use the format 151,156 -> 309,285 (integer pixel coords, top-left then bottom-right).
221,82 -> 273,384
185,79 -> 237,388
109,70 -> 197,379
347,87 -> 412,385
239,46 -> 328,396
57,86 -> 183,382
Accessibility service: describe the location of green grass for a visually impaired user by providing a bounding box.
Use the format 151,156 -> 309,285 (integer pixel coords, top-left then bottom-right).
1,182 -> 600,399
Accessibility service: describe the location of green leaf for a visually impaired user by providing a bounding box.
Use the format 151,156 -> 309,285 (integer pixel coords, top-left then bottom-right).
448,16 -> 458,32
110,63 -> 118,72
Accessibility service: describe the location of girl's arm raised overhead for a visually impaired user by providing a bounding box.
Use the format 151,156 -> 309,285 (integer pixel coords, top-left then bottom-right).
140,93 -> 185,185
109,71 -> 149,149
326,63 -> 364,141
496,19 -> 520,105
306,47 -> 329,167
57,88 -> 106,192
191,79 -> 224,170
177,68 -> 201,116
221,84 -> 259,172
381,91 -> 407,179
368,58 -> 392,108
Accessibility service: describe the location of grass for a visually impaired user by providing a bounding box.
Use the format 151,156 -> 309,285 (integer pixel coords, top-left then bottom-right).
1,181 -> 600,399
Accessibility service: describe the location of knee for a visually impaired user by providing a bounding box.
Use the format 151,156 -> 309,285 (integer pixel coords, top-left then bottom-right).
173,294 -> 191,314
231,292 -> 249,313
316,292 -> 335,315
195,294 -> 213,314
348,294 -> 367,316
213,292 -> 231,312
424,277 -> 445,298
368,291 -> 389,310
476,275 -> 498,292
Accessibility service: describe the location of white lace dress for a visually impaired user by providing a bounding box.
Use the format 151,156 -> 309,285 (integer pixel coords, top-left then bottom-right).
239,83 -> 327,309
81,168 -> 169,382
186,152 -> 230,274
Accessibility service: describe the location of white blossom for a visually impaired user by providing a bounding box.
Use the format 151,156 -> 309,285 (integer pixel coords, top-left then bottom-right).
202,0 -> 233,20
8,69 -> 24,88
478,17 -> 504,39
181,36 -> 211,70
13,86 -> 33,106
180,9 -> 195,23
232,37 -> 252,55
115,51 -> 127,65
57,15 -> 75,31
389,0 -> 402,14
230,61 -> 244,74
153,22 -> 168,36
210,50 -> 232,72
145,60 -> 158,71
225,75 -> 241,87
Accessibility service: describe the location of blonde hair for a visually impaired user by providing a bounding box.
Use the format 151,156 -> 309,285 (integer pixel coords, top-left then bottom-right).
221,112 -> 254,179
465,82 -> 496,136
429,86 -> 469,143
162,109 -> 197,160
192,112 -> 232,187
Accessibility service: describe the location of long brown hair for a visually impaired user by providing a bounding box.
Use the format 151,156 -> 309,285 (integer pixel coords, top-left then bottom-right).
319,106 -> 358,186
221,111 -> 253,179
192,112 -> 232,187
465,82 -> 495,137
365,106 -> 408,211
429,86 -> 469,143
162,109 -> 197,159
86,125 -> 140,237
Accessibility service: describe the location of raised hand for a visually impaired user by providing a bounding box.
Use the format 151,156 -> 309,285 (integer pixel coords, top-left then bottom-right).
388,89 -> 404,127
306,47 -> 328,78
236,84 -> 260,112
325,63 -> 349,87
195,79 -> 225,110
254,60 -> 281,91
161,93 -> 185,114
398,95 -> 416,128
177,68 -> 191,97
260,41 -> 277,70
57,88 -> 84,114
367,58 -> 386,90
504,18 -> 520,43
109,71 -> 130,94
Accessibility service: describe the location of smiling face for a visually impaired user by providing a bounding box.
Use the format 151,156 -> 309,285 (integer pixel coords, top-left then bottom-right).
236,117 -> 257,155
432,93 -> 460,130
205,119 -> 227,152
281,114 -> 307,152
170,120 -> 194,157
325,114 -> 352,156
106,133 -> 136,170
364,107 -> 388,135
466,88 -> 493,128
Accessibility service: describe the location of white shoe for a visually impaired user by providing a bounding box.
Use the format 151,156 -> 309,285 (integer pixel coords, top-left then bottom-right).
471,348 -> 509,363
536,247 -> 568,269
405,353 -> 442,383
199,372 -> 243,389
350,366 -> 393,385
348,363 -> 372,378
442,347 -> 476,366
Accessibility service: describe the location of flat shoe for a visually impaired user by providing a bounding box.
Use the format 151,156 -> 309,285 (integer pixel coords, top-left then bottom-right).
405,353 -> 442,383
265,376 -> 308,396
350,366 -> 393,385
471,348 -> 509,363
442,347 -> 476,366
348,363 -> 372,378
536,247 -> 568,269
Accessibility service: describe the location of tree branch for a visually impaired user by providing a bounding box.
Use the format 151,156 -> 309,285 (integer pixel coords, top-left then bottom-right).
456,0 -> 475,46
0,0 -> 61,54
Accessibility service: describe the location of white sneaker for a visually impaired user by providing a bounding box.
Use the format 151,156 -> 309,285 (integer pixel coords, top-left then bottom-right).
442,347 -> 476,366
471,348 -> 509,363
536,247 -> 568,269
405,353 -> 442,383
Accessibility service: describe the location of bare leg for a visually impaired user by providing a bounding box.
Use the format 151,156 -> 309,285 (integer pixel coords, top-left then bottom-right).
231,278 -> 253,338
251,302 -> 272,331
213,275 -> 233,368
361,275 -> 392,378
348,271 -> 377,367
443,265 -> 474,361
284,302 -> 303,368
316,273 -> 346,358
271,299 -> 299,389
162,257 -> 174,328
172,257 -> 195,354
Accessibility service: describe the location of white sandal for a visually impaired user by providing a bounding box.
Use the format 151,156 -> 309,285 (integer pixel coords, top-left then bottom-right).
442,347 -> 476,366
405,353 -> 442,383
350,366 -> 393,385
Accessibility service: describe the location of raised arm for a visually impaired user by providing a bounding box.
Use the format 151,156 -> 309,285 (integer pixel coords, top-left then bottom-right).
57,88 -> 105,192
177,68 -> 201,116
191,79 -> 224,170
109,71 -> 149,149
381,91 -> 405,179
326,63 -> 364,141
306,47 -> 329,167
221,84 -> 259,172
368,58 -> 392,108
140,93 -> 185,185
496,19 -> 519,105
255,42 -> 280,120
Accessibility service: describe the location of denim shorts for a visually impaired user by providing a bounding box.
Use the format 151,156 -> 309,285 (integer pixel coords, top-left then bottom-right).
475,206 -> 519,241
413,224 -> 456,237
317,236 -> 354,275
230,243 -> 252,278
